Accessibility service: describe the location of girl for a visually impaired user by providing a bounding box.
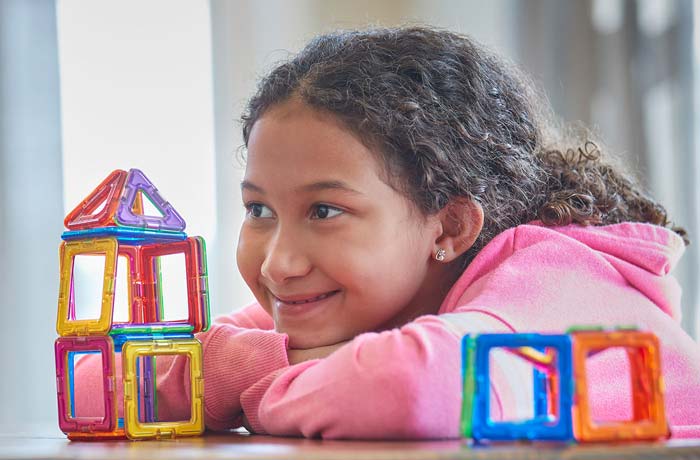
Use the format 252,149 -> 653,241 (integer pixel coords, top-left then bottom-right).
77,26 -> 700,439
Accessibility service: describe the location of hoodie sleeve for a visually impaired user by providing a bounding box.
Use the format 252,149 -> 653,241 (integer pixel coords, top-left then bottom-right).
240,309 -> 510,439
162,321 -> 289,431
72,303 -> 290,432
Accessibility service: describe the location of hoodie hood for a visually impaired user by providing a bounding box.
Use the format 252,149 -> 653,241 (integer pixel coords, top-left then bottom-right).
551,222 -> 685,278
440,221 -> 686,322
550,222 -> 685,320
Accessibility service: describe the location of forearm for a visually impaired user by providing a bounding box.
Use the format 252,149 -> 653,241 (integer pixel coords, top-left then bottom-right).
242,322 -> 463,438
196,325 -> 289,430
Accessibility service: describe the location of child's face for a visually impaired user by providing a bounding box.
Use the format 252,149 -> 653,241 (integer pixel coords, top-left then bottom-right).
237,99 -> 447,349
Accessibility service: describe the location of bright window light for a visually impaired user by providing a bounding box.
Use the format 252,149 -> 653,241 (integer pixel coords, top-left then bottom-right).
56,0 -> 216,242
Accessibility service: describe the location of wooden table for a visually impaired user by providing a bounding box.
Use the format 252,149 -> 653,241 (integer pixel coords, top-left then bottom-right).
2,428 -> 700,460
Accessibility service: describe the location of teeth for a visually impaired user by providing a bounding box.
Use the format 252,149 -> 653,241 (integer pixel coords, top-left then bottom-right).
287,291 -> 334,305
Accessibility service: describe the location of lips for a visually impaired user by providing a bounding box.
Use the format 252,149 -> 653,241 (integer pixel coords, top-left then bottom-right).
274,290 -> 340,305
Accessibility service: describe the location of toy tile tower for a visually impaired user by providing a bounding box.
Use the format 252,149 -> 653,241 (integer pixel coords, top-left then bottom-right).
54,169 -> 211,440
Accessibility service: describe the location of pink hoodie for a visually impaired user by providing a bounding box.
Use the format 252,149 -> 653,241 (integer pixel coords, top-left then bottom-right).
74,222 -> 700,439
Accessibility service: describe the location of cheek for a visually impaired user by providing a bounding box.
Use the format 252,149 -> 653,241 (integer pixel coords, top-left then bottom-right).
364,253 -> 427,300
339,233 -> 428,306
236,228 -> 265,295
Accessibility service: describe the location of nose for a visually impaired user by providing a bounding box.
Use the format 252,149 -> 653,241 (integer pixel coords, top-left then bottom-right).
260,227 -> 312,285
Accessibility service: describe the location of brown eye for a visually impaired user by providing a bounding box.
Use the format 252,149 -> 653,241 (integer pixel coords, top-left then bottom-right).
245,203 -> 273,218
311,204 -> 343,220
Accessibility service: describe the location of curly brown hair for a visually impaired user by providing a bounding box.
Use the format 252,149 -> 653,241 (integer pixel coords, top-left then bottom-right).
241,26 -> 687,268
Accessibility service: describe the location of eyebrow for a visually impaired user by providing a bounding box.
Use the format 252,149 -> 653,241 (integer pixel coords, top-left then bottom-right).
241,180 -> 364,196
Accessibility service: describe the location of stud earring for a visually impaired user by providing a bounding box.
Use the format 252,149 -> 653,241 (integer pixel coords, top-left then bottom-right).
435,248 -> 446,261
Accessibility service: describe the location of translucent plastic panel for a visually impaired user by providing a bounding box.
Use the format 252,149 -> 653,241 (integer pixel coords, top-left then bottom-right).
488,347 -> 558,424
141,193 -> 165,218
71,254 -> 106,320
136,355 -> 191,424
584,347 -> 633,423
70,351 -> 105,418
71,253 -> 130,323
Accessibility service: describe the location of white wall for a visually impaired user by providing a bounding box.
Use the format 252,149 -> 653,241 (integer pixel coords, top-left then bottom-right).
57,0 -> 216,244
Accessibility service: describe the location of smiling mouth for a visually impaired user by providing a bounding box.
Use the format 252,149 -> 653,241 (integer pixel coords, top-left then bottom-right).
275,290 -> 341,305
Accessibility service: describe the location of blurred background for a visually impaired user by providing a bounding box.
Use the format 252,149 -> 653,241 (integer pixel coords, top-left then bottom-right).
0,0 -> 698,432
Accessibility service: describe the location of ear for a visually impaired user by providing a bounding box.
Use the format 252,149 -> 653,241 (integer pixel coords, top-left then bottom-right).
434,198 -> 484,262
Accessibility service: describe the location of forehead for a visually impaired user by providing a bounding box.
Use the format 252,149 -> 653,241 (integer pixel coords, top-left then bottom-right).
244,100 -> 385,188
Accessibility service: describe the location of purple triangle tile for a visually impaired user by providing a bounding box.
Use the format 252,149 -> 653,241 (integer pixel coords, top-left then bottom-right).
115,169 -> 186,231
